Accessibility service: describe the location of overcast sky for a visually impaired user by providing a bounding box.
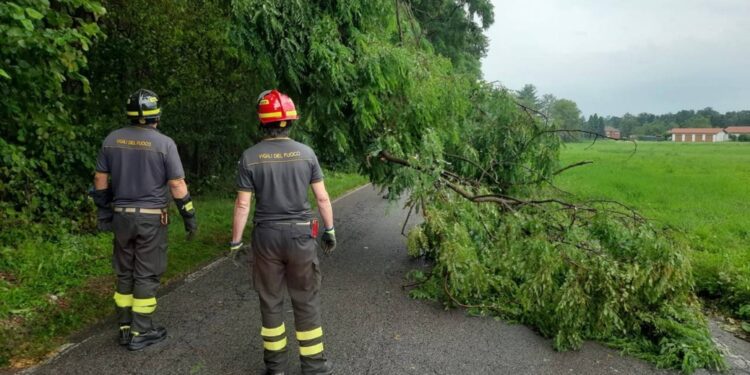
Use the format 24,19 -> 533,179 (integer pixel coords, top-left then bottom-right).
481,0 -> 750,117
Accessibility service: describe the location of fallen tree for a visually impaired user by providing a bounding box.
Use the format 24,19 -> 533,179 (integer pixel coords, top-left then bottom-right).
370,86 -> 726,373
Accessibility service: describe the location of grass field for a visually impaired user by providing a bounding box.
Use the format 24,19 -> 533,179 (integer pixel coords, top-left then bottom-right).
0,171 -> 368,369
556,141 -> 750,316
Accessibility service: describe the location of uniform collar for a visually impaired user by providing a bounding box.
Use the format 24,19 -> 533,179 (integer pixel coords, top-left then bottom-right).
262,137 -> 291,142
129,125 -> 158,132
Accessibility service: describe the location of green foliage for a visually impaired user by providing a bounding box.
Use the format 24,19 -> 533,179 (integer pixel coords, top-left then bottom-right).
392,88 -> 724,372
408,198 -> 725,373
549,98 -> 583,141
515,83 -> 540,110
0,0 -> 105,229
84,0 -> 264,189
408,0 -> 494,76
230,0 -> 475,169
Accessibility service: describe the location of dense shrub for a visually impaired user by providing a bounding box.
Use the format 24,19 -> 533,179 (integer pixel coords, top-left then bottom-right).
0,0 -> 105,229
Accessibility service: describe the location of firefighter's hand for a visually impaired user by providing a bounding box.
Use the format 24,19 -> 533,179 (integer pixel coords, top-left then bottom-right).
89,187 -> 113,232
184,216 -> 197,240
229,241 -> 244,267
96,207 -> 113,232
321,228 -> 336,255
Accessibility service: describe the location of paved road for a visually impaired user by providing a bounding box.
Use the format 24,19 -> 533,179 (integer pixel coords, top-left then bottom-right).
26,186 -> 750,374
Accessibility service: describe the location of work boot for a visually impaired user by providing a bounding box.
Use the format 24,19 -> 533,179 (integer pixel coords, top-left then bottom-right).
127,326 -> 167,351
118,325 -> 132,346
302,360 -> 333,375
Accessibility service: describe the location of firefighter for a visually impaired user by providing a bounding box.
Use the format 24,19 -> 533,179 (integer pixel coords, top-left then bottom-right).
91,89 -> 197,351
231,90 -> 336,375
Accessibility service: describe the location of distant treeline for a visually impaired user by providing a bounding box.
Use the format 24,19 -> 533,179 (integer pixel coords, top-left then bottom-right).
583,109 -> 750,139
513,83 -> 750,140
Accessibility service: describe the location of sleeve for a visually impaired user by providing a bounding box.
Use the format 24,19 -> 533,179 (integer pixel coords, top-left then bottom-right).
236,157 -> 255,192
310,153 -> 324,183
165,140 -> 186,180
95,146 -> 109,173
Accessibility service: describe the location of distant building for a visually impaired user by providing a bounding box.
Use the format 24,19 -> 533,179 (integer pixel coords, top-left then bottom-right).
669,128 -> 729,143
604,126 -> 621,139
724,126 -> 750,139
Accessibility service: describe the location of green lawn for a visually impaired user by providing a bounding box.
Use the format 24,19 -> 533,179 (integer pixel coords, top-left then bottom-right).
556,141 -> 750,315
0,171 -> 368,369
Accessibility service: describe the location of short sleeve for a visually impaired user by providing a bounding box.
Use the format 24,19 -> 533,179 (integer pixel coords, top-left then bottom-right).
95,145 -> 109,173
165,141 -> 185,180
310,154 -> 324,183
237,158 -> 255,192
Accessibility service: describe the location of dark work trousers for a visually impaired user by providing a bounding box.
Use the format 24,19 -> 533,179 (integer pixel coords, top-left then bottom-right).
251,222 -> 329,374
112,211 -> 168,333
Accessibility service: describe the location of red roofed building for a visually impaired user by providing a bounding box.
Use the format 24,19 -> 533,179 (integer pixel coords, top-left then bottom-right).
604,126 -> 621,139
725,126 -> 750,138
669,128 -> 729,143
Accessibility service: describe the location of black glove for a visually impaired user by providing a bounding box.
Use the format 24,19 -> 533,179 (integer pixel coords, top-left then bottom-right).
89,188 -> 113,232
96,208 -> 113,232
321,227 -> 336,255
174,194 -> 197,239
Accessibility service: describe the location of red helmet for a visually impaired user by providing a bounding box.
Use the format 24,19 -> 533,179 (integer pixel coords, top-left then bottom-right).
256,89 -> 299,125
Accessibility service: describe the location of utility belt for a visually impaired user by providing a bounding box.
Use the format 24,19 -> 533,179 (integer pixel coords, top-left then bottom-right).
114,207 -> 169,225
256,219 -> 319,238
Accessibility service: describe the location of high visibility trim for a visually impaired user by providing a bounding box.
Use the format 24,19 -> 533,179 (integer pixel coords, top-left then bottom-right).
258,111 -> 282,119
132,297 -> 157,314
296,327 -> 323,341
299,342 -> 324,356
113,292 -> 133,308
258,110 -> 297,119
184,201 -> 194,211
127,109 -> 161,116
263,337 -> 287,351
261,323 -> 285,337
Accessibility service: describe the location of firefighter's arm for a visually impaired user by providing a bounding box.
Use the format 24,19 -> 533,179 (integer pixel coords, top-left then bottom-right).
93,172 -> 109,190
311,181 -> 333,229
312,181 -> 336,254
231,191 -> 253,244
168,178 -> 189,199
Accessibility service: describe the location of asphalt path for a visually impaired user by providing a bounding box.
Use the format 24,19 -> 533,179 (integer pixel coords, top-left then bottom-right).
25,186 -> 750,375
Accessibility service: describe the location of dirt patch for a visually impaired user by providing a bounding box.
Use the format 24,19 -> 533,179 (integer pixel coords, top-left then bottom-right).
0,316 -> 25,331
81,275 -> 115,299
9,357 -> 36,370
0,272 -> 17,285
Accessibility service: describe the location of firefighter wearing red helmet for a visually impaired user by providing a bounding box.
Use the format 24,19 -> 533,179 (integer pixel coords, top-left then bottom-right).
231,90 -> 336,375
